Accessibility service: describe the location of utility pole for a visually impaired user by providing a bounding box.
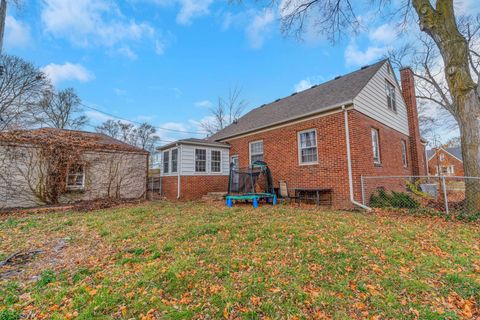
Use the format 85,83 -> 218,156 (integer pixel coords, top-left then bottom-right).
0,0 -> 6,54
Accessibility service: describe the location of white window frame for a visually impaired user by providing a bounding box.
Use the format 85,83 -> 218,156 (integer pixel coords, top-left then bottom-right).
163,150 -> 169,174
371,128 -> 381,165
171,148 -> 178,173
195,148 -> 207,173
401,140 -> 408,167
385,80 -> 397,112
211,150 -> 221,173
439,153 -> 445,161
66,164 -> 85,190
297,128 -> 318,165
249,140 -> 264,165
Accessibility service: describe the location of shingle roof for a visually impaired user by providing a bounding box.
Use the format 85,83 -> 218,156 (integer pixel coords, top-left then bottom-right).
0,128 -> 148,154
427,147 -> 463,161
209,59 -> 387,141
158,138 -> 230,151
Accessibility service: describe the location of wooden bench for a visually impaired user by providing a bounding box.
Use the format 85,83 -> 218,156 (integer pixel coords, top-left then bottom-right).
293,188 -> 333,206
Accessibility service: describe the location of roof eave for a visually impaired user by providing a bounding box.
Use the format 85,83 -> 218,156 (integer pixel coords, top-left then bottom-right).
157,140 -> 231,151
214,101 -> 353,142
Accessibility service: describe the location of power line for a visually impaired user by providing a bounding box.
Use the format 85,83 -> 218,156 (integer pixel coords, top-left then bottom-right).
83,124 -> 176,143
81,103 -> 207,135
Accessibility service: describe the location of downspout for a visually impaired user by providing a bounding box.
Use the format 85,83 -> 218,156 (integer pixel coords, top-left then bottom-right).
343,105 -> 372,211
177,144 -> 181,199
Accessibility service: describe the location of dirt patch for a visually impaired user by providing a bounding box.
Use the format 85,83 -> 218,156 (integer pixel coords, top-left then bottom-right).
0,234 -> 114,283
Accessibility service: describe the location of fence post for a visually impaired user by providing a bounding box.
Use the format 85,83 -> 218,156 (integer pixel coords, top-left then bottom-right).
361,175 -> 366,205
442,176 -> 449,216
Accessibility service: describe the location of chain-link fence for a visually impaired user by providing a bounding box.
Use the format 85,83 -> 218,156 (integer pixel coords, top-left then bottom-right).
360,175 -> 480,216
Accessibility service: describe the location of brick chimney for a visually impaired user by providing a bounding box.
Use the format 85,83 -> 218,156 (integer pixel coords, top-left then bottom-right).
400,67 -> 426,176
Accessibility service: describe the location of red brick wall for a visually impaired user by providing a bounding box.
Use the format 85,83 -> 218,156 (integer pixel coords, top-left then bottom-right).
162,175 -> 228,200
428,150 -> 464,176
226,111 -> 351,207
225,110 -> 414,208
349,110 -> 413,201
400,68 -> 427,176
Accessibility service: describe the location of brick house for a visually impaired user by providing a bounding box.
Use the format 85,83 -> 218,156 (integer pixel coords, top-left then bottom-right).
427,147 -> 464,176
0,128 -> 148,209
159,59 -> 427,207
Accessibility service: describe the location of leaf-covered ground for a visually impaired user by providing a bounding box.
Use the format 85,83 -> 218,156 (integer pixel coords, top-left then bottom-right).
1,201 -> 479,319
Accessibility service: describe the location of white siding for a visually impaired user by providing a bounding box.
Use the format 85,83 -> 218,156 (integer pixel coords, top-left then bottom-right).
353,62 -> 410,136
160,144 -> 229,176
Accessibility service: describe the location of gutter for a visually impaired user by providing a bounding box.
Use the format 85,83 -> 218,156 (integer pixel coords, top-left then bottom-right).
343,105 -> 372,211
177,144 -> 181,199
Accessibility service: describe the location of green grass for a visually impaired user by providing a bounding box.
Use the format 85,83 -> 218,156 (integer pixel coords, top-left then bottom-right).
1,201 -> 479,319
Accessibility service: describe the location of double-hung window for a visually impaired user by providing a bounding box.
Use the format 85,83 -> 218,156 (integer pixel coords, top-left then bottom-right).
171,149 -> 178,173
371,128 -> 381,165
211,150 -> 221,173
385,81 -> 396,112
67,164 -> 85,190
249,140 -> 264,164
401,140 -> 408,167
163,151 -> 169,174
298,129 -> 318,164
195,149 -> 207,172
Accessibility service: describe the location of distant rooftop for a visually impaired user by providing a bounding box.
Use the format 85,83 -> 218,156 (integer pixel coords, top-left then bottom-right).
0,128 -> 148,154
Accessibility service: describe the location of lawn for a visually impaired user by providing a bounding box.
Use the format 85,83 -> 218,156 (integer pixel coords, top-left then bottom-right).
1,201 -> 479,319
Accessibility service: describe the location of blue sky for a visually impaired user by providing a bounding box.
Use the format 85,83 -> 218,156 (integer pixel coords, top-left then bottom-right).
4,0 -> 478,144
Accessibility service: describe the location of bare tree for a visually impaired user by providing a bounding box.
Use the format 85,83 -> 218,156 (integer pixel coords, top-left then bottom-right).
95,120 -> 160,152
0,54 -> 50,131
201,86 -> 248,135
132,123 -> 160,152
239,0 -> 480,212
34,88 -> 88,130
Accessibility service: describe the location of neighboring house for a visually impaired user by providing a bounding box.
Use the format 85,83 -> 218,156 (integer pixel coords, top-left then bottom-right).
0,128 -> 148,209
427,147 -> 464,176
158,59 -> 427,207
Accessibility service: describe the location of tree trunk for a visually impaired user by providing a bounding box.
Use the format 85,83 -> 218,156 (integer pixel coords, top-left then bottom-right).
458,90 -> 480,212
412,0 -> 480,214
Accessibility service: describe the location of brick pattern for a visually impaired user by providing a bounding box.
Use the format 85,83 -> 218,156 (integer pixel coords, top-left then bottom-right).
227,111 -> 351,207
428,149 -> 464,176
400,68 -> 427,176
348,111 -> 413,200
161,175 -> 228,200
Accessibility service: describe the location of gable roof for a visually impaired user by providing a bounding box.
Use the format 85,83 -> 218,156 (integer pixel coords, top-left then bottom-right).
427,147 -> 463,162
209,59 -> 388,141
158,138 -> 230,151
0,128 -> 148,154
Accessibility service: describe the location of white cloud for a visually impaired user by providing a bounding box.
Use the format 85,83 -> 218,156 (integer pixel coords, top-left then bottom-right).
114,88 -> 127,96
155,39 -> 166,55
294,79 -> 313,93
4,15 -> 32,48
455,0 -> 480,16
41,0 -> 155,47
344,42 -> 387,67
41,62 -> 95,85
246,9 -> 275,49
117,46 -> 138,60
195,100 -> 213,108
176,0 -> 213,25
84,110 -> 115,123
369,23 -> 397,44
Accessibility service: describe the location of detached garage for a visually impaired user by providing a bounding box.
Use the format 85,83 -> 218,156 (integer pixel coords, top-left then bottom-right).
158,138 -> 230,200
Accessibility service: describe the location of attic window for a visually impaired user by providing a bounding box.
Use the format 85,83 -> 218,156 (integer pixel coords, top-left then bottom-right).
439,153 -> 445,161
385,80 -> 397,112
66,164 -> 85,190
